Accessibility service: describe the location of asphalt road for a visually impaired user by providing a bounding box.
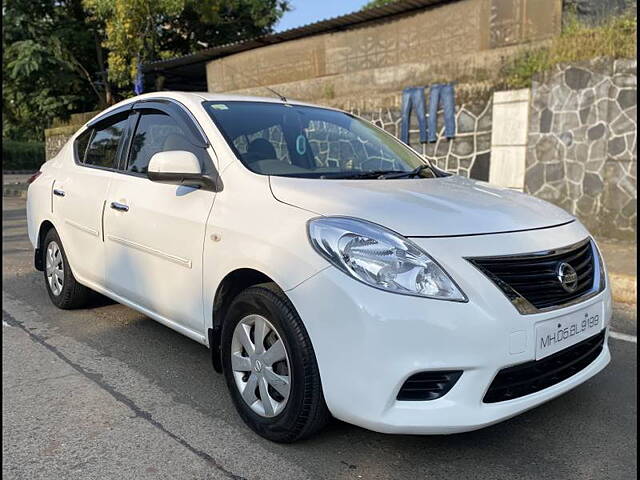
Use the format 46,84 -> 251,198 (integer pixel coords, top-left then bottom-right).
2,197 -> 637,480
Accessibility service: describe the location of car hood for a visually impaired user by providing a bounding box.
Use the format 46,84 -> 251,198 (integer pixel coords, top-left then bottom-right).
269,175 -> 574,237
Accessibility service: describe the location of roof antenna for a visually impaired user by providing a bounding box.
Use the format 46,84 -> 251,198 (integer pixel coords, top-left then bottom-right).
220,61 -> 287,103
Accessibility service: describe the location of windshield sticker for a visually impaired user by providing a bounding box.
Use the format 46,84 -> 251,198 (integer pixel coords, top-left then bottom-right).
296,135 -> 306,155
210,104 -> 229,110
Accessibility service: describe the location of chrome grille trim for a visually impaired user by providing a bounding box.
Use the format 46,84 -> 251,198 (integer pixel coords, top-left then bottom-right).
466,238 -> 606,315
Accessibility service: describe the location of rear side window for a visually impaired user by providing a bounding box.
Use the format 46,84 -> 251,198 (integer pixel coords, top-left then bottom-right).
127,110 -> 206,174
84,115 -> 129,169
74,129 -> 92,163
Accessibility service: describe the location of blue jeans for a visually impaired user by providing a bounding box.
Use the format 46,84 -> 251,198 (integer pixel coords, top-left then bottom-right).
428,83 -> 456,142
400,87 -> 427,144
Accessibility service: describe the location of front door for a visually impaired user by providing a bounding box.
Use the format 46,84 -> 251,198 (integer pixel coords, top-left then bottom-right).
103,104 -> 216,335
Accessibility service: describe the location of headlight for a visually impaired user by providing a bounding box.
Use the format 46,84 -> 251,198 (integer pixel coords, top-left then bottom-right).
307,217 -> 466,301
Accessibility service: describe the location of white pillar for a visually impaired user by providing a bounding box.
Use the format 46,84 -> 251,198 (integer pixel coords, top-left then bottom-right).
489,89 -> 531,190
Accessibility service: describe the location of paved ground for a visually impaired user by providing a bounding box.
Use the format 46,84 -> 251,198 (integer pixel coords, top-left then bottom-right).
2,197 -> 637,480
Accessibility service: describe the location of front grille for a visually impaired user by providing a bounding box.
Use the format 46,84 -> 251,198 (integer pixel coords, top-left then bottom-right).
468,238 -> 602,314
397,370 -> 463,401
483,330 -> 605,403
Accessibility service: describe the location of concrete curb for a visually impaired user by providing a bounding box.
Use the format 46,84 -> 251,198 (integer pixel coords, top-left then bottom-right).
610,272 -> 637,306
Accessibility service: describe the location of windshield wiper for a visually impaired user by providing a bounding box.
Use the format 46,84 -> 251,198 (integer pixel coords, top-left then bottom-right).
320,170 -> 406,179
378,164 -> 433,179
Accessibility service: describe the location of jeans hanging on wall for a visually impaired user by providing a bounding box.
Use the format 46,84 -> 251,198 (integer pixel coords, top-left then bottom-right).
428,83 -> 456,142
400,87 -> 427,145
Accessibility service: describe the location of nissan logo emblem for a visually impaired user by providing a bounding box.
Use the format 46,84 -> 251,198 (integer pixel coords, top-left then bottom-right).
557,262 -> 579,293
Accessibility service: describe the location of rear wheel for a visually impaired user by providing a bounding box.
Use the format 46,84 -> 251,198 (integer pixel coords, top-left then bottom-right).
221,283 -> 330,442
43,228 -> 90,309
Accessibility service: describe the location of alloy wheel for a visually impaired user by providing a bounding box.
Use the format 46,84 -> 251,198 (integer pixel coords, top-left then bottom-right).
231,314 -> 291,418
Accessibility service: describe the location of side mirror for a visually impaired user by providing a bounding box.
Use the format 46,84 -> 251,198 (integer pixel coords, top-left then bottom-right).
147,150 -> 219,191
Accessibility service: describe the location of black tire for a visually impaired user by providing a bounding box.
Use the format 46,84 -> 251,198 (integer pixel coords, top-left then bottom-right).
221,283 -> 330,442
42,228 -> 91,309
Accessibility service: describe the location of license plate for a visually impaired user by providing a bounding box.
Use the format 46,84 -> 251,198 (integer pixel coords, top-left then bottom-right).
535,302 -> 604,360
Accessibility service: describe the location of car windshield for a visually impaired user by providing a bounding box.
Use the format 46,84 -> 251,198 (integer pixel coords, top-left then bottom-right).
203,101 -> 435,179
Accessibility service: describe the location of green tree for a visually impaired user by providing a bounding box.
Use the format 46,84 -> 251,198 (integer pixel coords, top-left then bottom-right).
83,0 -> 290,87
2,0 -> 112,140
361,0 -> 397,9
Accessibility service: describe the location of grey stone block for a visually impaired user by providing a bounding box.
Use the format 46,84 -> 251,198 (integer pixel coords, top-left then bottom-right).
613,74 -> 637,88
622,198 -> 636,218
587,123 -> 606,140
545,162 -> 565,183
459,156 -> 473,169
469,152 -> 490,181
457,110 -> 475,133
566,161 -> 585,183
577,195 -> 596,215
608,136 -> 627,157
540,108 -> 552,133
526,162 -> 545,194
610,113 -> 636,136
453,138 -> 473,156
614,59 -> 638,75
536,135 -> 563,163
565,67 -> 592,90
617,89 -> 637,110
583,172 -> 604,195
552,111 -> 580,132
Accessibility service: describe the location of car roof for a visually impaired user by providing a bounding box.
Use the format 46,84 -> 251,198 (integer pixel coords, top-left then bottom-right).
84,91 -> 342,129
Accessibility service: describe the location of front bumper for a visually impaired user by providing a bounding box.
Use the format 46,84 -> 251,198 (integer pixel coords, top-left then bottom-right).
286,221 -> 612,434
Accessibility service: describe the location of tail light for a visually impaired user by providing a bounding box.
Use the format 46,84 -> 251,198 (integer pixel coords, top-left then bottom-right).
27,171 -> 42,184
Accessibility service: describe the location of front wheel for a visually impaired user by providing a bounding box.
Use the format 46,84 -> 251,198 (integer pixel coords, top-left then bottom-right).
221,283 -> 330,442
43,228 -> 90,309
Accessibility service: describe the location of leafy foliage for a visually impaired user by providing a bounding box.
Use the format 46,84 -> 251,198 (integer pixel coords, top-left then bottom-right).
83,0 -> 290,87
2,0 -> 107,140
361,0 -> 397,9
2,140 -> 46,171
3,0 -> 289,141
502,10 -> 637,89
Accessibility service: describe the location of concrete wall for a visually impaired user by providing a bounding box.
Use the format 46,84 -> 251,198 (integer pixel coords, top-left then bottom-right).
525,58 -> 637,240
44,111 -> 98,160
207,0 -> 562,111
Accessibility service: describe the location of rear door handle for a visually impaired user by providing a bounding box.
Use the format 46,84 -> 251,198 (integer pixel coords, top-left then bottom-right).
53,189 -> 65,197
110,201 -> 129,212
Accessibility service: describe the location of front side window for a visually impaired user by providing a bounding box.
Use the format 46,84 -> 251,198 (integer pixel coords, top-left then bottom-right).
84,115 -> 128,168
204,101 -> 429,178
127,110 -> 206,174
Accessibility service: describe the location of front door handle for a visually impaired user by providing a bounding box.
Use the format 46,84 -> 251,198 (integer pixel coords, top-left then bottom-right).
110,201 -> 129,212
53,189 -> 65,197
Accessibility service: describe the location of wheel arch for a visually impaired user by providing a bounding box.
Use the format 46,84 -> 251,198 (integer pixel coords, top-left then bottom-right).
34,220 -> 57,271
208,268 -> 283,373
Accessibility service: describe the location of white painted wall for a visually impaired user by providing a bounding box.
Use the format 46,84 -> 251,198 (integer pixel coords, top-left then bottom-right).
489,89 -> 530,190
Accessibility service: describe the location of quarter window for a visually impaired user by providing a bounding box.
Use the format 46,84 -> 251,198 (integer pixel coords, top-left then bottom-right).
127,111 -> 205,174
84,116 -> 128,168
74,129 -> 92,163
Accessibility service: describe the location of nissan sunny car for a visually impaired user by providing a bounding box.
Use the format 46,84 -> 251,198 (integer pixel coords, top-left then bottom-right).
27,92 -> 612,442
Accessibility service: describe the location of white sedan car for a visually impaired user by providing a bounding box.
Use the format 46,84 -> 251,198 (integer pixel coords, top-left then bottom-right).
27,92 -> 611,442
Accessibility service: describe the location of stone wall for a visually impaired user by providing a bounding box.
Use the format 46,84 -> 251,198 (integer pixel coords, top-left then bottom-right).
525,58 -> 637,240
352,94 -> 493,180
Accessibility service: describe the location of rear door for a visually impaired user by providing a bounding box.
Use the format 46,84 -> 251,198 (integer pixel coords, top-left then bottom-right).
102,100 -> 216,336
53,111 -> 131,287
